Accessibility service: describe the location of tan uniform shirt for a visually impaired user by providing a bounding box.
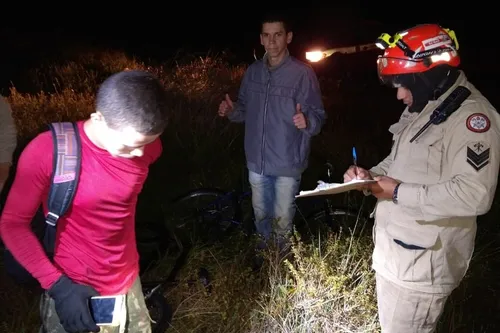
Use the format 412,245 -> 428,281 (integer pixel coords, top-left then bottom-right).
370,71 -> 500,294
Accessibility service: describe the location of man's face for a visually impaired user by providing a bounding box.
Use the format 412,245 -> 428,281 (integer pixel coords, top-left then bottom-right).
260,22 -> 292,59
396,86 -> 413,107
93,113 -> 160,158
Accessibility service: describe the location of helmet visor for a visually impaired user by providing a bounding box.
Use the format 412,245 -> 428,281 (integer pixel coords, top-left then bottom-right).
377,56 -> 423,78
377,51 -> 455,78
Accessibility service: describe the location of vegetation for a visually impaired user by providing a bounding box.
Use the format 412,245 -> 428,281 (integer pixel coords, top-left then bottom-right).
0,49 -> 499,332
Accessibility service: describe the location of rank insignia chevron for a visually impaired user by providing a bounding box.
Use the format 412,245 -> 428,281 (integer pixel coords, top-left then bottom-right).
466,141 -> 490,171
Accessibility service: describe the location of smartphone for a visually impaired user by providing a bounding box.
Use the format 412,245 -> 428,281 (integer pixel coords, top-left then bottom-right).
89,295 -> 125,326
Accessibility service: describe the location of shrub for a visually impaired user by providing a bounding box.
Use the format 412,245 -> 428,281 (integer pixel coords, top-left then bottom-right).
1,49 -> 499,333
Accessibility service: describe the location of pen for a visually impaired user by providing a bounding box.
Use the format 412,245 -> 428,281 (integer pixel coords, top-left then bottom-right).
352,146 -> 358,179
353,146 -> 372,196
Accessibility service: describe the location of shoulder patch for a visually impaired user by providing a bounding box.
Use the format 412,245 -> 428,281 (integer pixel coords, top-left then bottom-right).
466,141 -> 490,171
466,113 -> 490,133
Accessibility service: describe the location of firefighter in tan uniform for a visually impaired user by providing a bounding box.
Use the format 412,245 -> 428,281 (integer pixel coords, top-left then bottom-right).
344,24 -> 500,332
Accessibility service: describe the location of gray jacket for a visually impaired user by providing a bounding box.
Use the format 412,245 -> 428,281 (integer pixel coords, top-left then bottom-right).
228,53 -> 326,177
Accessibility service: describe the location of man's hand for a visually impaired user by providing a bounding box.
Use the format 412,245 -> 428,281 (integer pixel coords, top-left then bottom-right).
48,275 -> 101,333
371,175 -> 400,200
343,165 -> 372,182
218,94 -> 234,117
293,103 -> 307,129
343,165 -> 372,192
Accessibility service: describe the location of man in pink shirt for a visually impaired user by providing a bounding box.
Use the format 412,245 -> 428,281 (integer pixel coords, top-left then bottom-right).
0,70 -> 169,333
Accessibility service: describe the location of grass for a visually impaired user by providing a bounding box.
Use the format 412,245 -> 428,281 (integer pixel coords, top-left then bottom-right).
1,48 -> 500,332
250,232 -> 379,333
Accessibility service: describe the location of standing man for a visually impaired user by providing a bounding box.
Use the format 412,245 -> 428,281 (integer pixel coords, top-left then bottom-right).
0,70 -> 169,333
344,24 -> 500,332
0,95 -> 16,195
218,13 -> 326,246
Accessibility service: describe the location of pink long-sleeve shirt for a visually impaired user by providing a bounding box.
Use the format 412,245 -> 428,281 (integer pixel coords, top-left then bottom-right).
0,120 -> 162,295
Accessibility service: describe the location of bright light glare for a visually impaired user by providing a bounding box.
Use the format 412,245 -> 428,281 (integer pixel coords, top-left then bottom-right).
431,52 -> 451,63
306,51 -> 325,62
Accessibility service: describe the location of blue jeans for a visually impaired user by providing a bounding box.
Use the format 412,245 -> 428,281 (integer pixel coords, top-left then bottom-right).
248,170 -> 301,242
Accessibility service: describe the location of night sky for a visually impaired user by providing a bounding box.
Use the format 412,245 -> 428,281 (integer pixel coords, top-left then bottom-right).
0,5 -> 496,93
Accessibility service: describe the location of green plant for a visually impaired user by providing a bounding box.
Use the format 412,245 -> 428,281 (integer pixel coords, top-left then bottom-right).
1,48 -> 499,333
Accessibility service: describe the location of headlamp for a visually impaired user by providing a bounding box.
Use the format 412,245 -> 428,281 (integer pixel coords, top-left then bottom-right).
376,28 -> 459,52
375,33 -> 402,50
443,28 -> 459,50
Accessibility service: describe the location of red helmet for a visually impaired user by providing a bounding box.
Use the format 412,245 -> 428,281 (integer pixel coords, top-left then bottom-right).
376,24 -> 460,78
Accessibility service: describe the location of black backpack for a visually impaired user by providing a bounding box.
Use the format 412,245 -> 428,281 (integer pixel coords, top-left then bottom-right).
2,122 -> 81,286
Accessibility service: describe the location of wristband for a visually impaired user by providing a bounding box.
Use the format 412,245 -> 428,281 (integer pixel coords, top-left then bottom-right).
392,183 -> 401,204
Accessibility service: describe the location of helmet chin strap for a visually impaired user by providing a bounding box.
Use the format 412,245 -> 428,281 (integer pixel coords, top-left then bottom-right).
407,66 -> 460,113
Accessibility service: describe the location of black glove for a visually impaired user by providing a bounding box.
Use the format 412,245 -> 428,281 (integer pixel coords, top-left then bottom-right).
48,275 -> 101,333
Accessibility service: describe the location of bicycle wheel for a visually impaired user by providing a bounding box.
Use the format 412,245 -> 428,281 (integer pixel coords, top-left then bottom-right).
168,188 -> 242,243
144,290 -> 172,333
305,205 -> 371,236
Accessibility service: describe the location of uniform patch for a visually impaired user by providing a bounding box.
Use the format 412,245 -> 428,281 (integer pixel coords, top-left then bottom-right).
466,141 -> 490,171
466,113 -> 490,133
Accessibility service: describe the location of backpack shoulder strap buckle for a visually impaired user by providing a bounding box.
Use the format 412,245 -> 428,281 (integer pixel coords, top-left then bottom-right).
45,212 -> 60,226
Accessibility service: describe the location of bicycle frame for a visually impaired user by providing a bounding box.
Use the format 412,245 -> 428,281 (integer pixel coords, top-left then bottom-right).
196,189 -> 253,227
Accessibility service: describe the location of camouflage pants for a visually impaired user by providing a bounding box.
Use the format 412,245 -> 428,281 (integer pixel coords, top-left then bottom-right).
39,277 -> 152,333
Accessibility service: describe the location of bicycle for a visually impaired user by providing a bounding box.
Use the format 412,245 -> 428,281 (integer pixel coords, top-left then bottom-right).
295,162 -> 373,237
137,191 -> 222,333
136,213 -> 185,333
168,162 -> 373,243
140,235 -> 191,333
167,186 -> 255,243
138,163 -> 373,331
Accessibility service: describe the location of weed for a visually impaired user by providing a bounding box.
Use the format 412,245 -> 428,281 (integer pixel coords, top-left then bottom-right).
0,49 -> 499,333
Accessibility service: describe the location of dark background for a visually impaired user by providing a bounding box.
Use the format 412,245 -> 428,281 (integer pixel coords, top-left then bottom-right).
0,5 -> 496,94
1,4 -> 499,331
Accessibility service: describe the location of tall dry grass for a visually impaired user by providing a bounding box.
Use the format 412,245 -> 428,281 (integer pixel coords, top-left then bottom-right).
0,49 -> 499,333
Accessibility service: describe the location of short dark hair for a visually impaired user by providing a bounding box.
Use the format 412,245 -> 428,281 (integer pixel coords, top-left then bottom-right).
260,11 -> 293,33
95,70 -> 169,135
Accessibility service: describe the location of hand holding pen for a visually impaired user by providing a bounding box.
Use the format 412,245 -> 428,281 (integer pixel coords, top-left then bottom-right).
345,146 -> 373,195
343,147 -> 371,182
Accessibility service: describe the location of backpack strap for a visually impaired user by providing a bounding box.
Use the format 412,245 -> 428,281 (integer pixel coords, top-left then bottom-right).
45,122 -> 82,227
